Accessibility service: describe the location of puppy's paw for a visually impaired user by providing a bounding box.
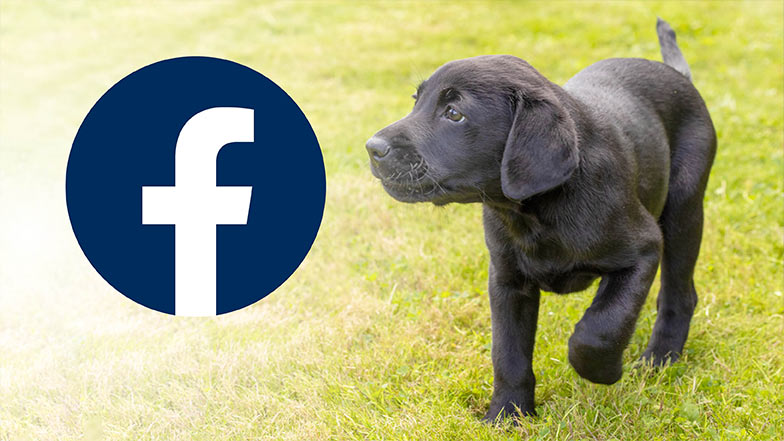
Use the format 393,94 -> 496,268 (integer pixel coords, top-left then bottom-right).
568,327 -> 624,384
482,393 -> 536,425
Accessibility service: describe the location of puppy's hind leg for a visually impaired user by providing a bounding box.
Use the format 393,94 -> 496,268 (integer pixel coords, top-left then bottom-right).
641,126 -> 716,366
641,193 -> 701,366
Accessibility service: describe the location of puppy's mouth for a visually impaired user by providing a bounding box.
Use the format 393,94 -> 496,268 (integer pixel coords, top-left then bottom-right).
380,176 -> 444,203
370,155 -> 445,203
369,151 -> 479,205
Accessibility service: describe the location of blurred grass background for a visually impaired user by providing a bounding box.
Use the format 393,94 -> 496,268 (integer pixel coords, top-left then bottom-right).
0,1 -> 782,440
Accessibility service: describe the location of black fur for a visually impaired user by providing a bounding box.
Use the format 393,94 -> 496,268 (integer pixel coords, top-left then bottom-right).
366,19 -> 716,422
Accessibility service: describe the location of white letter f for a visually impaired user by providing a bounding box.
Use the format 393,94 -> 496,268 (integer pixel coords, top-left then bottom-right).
142,107 -> 254,316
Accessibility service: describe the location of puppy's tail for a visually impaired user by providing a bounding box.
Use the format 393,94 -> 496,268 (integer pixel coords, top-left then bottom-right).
656,17 -> 692,82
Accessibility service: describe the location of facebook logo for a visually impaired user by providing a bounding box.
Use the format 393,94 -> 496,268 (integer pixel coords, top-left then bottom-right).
66,57 -> 326,316
142,107 -> 255,316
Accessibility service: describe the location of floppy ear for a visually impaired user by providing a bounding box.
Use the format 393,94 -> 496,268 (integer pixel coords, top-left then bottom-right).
501,93 -> 579,201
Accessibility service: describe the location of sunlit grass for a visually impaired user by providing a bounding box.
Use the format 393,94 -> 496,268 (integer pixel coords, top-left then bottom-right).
1,1 -> 782,440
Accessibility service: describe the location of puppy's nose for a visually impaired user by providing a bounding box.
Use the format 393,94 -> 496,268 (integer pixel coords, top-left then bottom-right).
366,136 -> 391,160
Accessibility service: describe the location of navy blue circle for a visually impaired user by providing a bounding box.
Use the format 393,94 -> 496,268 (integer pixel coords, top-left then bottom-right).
66,57 -> 326,315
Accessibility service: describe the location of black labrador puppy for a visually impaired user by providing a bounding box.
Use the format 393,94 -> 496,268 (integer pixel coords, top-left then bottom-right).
366,18 -> 716,421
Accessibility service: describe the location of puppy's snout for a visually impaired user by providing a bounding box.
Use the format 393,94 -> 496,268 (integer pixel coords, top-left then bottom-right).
366,136 -> 391,161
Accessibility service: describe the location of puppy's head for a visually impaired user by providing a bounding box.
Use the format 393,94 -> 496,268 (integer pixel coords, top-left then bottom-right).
366,55 -> 578,205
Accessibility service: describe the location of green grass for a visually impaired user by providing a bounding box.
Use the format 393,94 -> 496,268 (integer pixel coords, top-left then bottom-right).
1,1 -> 782,440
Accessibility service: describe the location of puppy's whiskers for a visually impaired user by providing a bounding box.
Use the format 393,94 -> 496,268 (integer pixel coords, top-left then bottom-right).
472,184 -> 490,203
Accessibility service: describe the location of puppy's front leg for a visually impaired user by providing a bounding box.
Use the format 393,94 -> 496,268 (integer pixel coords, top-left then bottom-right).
484,265 -> 540,422
568,244 -> 661,384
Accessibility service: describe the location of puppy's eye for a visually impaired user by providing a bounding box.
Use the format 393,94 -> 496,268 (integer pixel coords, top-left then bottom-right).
444,106 -> 465,122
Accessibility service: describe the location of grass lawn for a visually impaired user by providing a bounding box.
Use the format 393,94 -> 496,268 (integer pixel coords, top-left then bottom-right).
1,1 -> 782,440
